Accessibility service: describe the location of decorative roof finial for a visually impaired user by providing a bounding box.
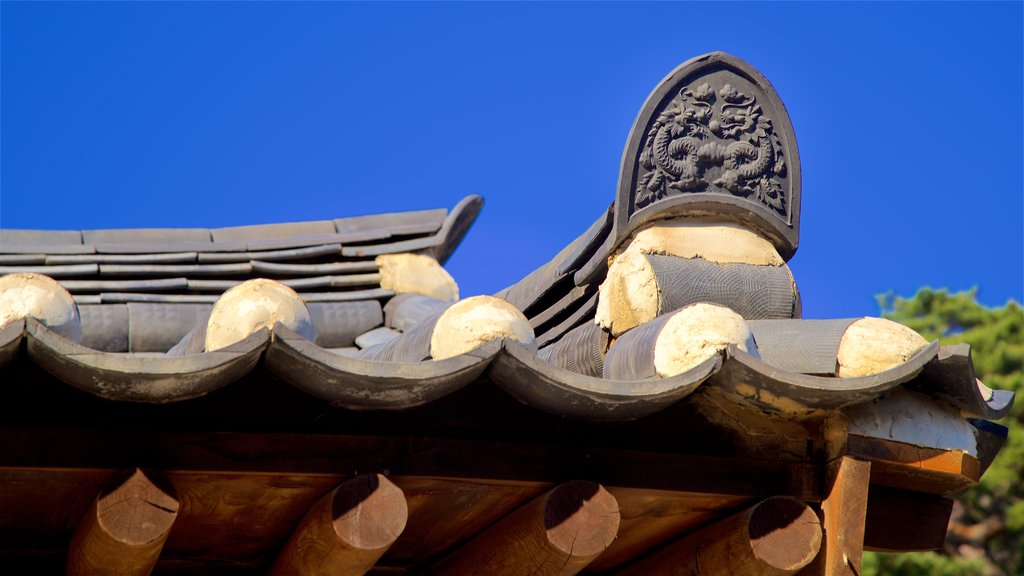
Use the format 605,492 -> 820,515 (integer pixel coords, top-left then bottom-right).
615,52 -> 801,260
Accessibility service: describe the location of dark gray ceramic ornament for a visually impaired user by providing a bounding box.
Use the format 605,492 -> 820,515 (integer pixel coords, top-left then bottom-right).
615,52 -> 801,260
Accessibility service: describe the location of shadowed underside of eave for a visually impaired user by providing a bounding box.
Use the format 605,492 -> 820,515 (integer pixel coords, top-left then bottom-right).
0,419 -> 984,574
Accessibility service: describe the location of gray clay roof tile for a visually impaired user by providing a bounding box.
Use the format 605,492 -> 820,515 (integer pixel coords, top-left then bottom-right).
195,243 -> 343,263
0,263 -> 99,277
211,220 -> 336,243
0,229 -> 84,246
82,228 -> 212,245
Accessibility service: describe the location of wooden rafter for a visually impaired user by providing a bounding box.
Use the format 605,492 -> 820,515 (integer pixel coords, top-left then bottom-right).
615,496 -> 822,576
427,481 -> 620,576
66,469 -> 179,576
589,487 -> 752,572
269,473 -> 408,576
381,477 -> 550,568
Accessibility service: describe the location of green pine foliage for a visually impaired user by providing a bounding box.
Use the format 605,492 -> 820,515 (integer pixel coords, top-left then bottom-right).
862,288 -> 1023,576
862,551 -> 991,576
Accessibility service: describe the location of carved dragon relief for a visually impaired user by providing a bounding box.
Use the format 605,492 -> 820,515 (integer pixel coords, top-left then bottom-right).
635,81 -> 788,218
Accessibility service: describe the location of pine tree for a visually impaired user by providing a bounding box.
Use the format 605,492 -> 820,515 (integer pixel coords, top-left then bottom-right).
862,289 -> 1023,575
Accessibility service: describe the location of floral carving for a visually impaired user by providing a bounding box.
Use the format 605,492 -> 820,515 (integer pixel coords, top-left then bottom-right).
635,81 -> 788,217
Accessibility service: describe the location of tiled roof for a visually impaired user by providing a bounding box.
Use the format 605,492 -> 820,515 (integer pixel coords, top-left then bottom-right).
0,196 -> 480,352
0,185 -> 1012,421
0,195 -> 477,305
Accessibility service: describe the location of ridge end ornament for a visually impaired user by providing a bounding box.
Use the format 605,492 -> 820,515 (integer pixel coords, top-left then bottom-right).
615,52 -> 801,260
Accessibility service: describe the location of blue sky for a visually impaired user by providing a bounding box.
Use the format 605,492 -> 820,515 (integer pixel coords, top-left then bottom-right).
2,2 -> 1021,319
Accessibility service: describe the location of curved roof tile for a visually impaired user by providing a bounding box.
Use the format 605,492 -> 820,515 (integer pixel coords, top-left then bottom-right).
265,324 -> 496,410
0,319 -> 23,368
25,319 -> 267,403
2,317 -> 1005,427
915,343 -> 1015,419
489,339 -> 719,421
709,342 -> 940,418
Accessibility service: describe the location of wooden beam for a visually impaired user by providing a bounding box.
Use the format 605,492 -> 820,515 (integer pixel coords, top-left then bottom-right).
427,481 -> 620,576
0,457 -> 816,568
382,477 -> 550,567
162,471 -> 341,566
847,434 -> 980,495
798,457 -> 871,576
588,487 -> 751,572
864,486 -> 953,552
0,468 -> 120,551
66,469 -> 179,576
615,496 -> 821,576
0,428 -> 821,500
821,457 -> 870,576
269,473 -> 408,576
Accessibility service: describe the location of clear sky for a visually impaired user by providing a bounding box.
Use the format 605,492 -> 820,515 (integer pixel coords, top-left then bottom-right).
2,1 -> 1021,319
